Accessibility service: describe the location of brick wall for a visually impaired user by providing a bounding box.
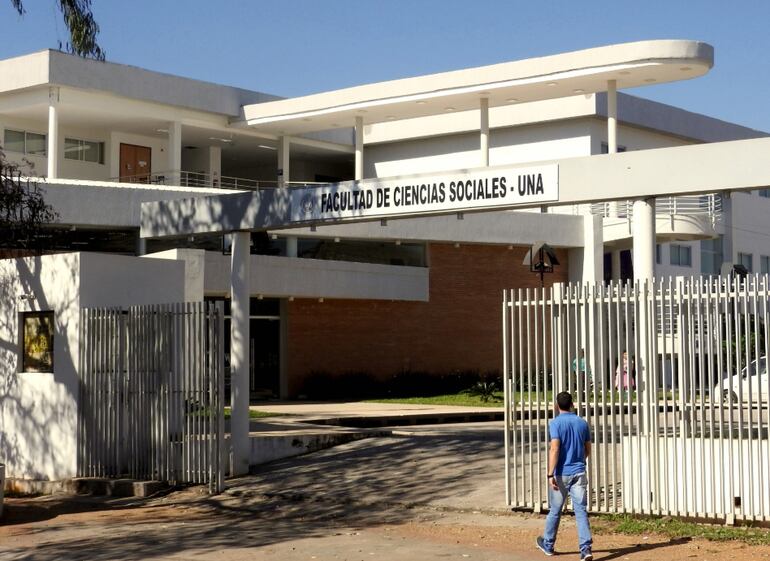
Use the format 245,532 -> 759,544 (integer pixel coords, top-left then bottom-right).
286,243 -> 569,396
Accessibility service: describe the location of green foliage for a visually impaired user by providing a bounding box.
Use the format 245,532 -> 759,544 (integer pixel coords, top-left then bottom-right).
462,380 -> 502,402
596,514 -> 770,546
721,313 -> 766,374
10,0 -> 105,60
368,391 -> 505,408
223,408 -> 287,420
0,156 -> 58,252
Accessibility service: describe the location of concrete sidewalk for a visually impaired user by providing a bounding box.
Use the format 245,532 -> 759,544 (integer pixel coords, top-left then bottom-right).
245,400 -> 504,465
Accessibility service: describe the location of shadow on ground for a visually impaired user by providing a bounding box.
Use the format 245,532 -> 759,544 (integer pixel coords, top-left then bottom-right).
1,429 -> 507,560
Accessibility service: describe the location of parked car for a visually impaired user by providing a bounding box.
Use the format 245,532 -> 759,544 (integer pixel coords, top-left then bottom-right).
716,357 -> 767,403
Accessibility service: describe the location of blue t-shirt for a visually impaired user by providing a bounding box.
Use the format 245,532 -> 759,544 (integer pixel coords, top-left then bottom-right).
549,412 -> 591,476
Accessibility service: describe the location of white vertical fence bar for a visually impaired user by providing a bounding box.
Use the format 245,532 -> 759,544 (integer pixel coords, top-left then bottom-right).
77,302 -> 225,491
504,275 -> 770,523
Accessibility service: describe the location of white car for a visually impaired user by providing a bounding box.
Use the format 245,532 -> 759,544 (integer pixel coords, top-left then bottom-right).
717,357 -> 768,403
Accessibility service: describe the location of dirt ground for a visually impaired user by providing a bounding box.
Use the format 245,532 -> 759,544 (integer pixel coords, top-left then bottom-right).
2,490 -> 770,561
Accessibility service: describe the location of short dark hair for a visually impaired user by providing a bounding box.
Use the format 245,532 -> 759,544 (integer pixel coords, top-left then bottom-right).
556,391 -> 573,411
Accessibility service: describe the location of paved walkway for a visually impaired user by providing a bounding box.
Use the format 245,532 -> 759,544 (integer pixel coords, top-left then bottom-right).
251,400 -> 503,417
1,403 -> 763,560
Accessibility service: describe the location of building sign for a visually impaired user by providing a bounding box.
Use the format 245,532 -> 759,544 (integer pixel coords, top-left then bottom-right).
290,164 -> 558,223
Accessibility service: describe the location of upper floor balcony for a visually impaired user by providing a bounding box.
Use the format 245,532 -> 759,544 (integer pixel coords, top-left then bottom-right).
560,194 -> 722,248
107,169 -> 299,191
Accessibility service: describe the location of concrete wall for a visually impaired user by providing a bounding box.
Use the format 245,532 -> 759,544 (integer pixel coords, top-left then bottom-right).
729,191 -> 770,270
365,119 -> 592,178
39,179 -> 237,228
203,252 -> 428,301
282,209 -> 586,249
79,253 -> 186,308
0,252 -> 186,481
0,253 -> 81,481
144,249 -> 205,302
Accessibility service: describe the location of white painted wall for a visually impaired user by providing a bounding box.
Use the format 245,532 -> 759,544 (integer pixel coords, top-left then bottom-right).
0,252 -> 186,481
203,252 -> 428,301
144,249 -> 205,302
654,241 -> 702,279
0,253 -> 81,481
366,119 -> 592,178
729,191 -> 770,271
588,119 -> 693,154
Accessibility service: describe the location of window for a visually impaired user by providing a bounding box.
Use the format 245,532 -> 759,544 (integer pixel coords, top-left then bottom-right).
65,137 -> 104,164
761,255 -> 769,275
701,236 -> 724,275
656,244 -> 662,265
4,128 -> 46,156
758,188 -> 770,198
670,244 -> 692,267
738,252 -> 754,273
21,311 -> 54,373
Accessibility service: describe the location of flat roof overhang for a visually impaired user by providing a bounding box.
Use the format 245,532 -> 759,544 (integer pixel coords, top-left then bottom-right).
242,40 -> 713,135
140,136 -> 770,239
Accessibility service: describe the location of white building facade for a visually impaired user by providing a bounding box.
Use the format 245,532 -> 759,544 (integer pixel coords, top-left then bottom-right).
1,41 -> 769,481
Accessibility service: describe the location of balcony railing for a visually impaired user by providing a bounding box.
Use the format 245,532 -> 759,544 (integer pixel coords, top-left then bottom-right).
587,193 -> 722,225
109,170 -> 330,191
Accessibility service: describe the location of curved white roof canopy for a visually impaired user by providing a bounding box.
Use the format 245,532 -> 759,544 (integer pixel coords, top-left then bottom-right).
242,39 -> 713,135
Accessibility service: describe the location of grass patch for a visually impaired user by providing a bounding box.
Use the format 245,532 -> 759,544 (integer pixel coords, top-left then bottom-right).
223,408 -> 289,420
366,391 -> 505,407
594,514 -> 770,546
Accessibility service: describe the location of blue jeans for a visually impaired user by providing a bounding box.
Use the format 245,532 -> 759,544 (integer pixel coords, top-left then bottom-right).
543,472 -> 592,554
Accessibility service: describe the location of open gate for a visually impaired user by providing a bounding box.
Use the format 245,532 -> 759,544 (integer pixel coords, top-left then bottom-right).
77,302 -> 225,493
504,275 -> 770,523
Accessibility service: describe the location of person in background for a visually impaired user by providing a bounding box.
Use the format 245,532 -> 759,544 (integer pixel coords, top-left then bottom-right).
615,350 -> 635,391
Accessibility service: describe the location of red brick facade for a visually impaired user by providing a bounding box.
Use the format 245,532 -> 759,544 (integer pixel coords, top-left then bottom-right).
286,243 -> 569,396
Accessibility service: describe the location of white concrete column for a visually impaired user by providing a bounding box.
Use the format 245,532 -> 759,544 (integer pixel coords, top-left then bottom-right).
208,145 -> 221,188
582,214 -> 603,283
607,80 -> 619,218
277,136 -> 290,188
286,237 -> 298,257
632,198 -> 656,282
480,97 -> 489,167
168,121 -> 182,184
47,87 -> 59,179
230,231 -> 251,475
611,250 -> 622,282
607,80 -> 617,154
355,116 -> 364,181
721,193 -> 734,272
277,136 -> 298,253
632,196 -> 655,434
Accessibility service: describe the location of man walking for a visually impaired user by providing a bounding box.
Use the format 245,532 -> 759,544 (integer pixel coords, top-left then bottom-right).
536,391 -> 593,560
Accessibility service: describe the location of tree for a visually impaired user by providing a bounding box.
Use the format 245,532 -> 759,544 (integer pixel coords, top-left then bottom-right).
0,155 -> 58,254
10,0 -> 105,60
1,1 -> 101,251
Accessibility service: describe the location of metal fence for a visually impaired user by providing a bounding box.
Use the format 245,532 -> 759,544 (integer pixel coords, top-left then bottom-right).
78,302 -> 225,493
503,275 -> 770,523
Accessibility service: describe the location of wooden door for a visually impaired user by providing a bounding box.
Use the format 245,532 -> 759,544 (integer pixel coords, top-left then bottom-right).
119,143 -> 152,183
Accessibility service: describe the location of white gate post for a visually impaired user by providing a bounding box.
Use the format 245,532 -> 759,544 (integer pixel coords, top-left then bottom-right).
230,231 -> 251,475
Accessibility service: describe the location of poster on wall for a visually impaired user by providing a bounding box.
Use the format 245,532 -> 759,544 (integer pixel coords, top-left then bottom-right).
22,311 -> 54,373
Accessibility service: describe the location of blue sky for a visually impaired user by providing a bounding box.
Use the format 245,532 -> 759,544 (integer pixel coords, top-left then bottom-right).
1,0 -> 769,130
